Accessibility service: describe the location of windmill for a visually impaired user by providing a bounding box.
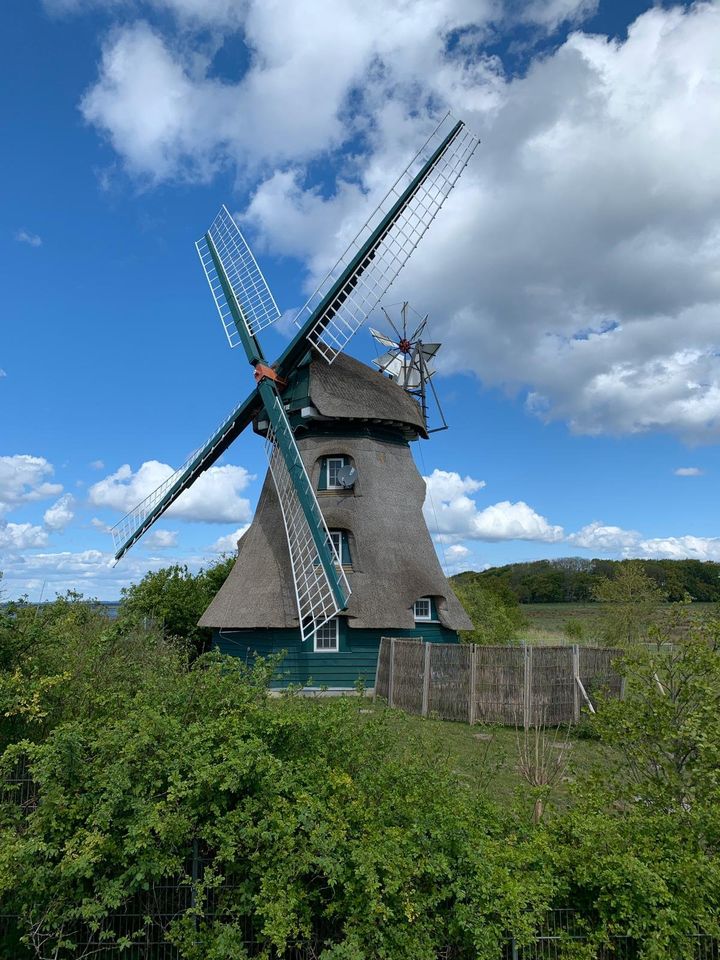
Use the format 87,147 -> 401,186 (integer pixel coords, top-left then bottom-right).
371,301 -> 447,433
111,113 -> 479,648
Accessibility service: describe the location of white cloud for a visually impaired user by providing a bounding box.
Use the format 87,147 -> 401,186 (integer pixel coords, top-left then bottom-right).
238,3 -> 720,442
144,529 -> 178,548
674,466 -> 704,477
88,460 -> 254,523
423,469 -> 563,543
568,521 -> 641,552
210,524 -> 249,554
90,459 -> 105,470
568,521 -> 720,563
15,229 -> 42,247
91,517 -> 112,533
0,369 -> 6,378
44,0 -> 246,27
0,456 -> 63,515
43,494 -> 75,532
0,522 -> 49,550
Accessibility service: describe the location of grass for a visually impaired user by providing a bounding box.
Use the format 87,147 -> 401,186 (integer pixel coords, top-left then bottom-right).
356,697 -> 605,808
520,601 -> 719,645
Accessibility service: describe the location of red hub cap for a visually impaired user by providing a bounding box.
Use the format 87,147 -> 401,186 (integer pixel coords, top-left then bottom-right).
399,338 -> 412,354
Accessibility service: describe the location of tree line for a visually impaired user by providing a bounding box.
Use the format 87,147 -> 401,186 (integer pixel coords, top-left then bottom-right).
452,557 -> 720,604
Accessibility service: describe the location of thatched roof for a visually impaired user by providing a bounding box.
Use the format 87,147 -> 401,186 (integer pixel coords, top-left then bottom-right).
306,351 -> 427,438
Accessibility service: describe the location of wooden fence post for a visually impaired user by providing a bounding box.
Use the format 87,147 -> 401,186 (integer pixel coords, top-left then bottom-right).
523,644 -> 532,729
572,644 -> 580,723
468,644 -> 477,725
422,642 -> 431,717
388,638 -> 396,708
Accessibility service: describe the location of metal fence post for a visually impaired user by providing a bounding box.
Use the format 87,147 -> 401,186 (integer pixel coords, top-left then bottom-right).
468,644 -> 477,725
388,638 -> 396,708
511,936 -> 519,960
572,644 -> 580,723
422,642 -> 431,717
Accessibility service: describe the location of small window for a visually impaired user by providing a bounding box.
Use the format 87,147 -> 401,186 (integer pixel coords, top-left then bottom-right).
329,529 -> 342,559
414,597 -> 432,621
315,617 -> 339,652
326,457 -> 346,490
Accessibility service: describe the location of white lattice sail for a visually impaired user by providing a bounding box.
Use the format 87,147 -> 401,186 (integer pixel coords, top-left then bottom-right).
196,205 -> 281,346
263,394 -> 350,642
294,114 -> 479,362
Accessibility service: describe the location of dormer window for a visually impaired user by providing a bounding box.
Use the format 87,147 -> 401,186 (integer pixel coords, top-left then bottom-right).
414,597 -> 433,621
317,455 -> 355,492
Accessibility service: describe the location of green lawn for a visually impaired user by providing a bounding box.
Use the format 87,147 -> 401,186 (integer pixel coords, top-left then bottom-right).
356,698 -> 605,807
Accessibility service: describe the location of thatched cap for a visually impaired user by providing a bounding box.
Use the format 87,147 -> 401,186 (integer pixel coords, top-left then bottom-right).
307,352 -> 428,438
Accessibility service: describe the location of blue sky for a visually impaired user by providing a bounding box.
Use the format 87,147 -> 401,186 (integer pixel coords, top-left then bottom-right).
2,0 -> 720,600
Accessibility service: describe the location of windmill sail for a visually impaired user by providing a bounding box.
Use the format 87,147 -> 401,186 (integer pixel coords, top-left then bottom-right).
111,392 -> 259,561
293,113 -> 479,364
263,392 -> 351,642
196,206 -> 281,346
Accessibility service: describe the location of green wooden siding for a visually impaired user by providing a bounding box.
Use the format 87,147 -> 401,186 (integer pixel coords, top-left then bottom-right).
213,619 -> 458,688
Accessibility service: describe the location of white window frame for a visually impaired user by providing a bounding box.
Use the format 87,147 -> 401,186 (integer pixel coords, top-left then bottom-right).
326,457 -> 346,490
328,529 -> 342,560
414,597 -> 432,621
314,617 -> 339,653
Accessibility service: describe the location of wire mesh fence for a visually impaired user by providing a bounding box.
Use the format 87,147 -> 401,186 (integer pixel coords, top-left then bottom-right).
3,904 -> 718,960
375,639 -> 623,725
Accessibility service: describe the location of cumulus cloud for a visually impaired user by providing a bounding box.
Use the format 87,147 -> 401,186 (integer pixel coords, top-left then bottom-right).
210,524 -> 249,554
0,455 -> 63,515
675,466 -> 704,477
423,469 -> 564,544
240,3 -> 720,442
144,529 -> 178,548
0,522 -> 49,550
88,460 -> 254,523
15,229 -> 42,247
89,459 -> 105,470
43,494 -> 75,532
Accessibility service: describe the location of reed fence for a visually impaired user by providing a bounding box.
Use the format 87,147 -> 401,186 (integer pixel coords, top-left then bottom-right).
374,639 -> 623,725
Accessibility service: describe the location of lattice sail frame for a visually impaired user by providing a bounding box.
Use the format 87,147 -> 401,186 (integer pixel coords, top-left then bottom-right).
196,206 -> 281,346
110,396 -> 249,555
263,394 -> 350,643
295,114 -> 479,362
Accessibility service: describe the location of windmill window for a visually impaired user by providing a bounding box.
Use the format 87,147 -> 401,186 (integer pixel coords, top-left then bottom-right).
328,529 -> 352,566
326,457 -> 346,489
414,597 -> 432,621
314,617 -> 339,653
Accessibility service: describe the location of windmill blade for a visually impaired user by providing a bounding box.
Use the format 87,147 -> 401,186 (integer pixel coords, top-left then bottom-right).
372,348 -> 403,374
196,206 -> 281,346
408,315 -> 429,343
262,389 -> 351,642
111,391 -> 260,561
369,327 -> 398,349
419,342 -> 441,359
290,113 -> 479,365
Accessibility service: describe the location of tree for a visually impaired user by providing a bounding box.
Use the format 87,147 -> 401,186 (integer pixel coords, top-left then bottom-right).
454,581 -> 524,644
118,557 -> 234,654
593,560 -> 667,646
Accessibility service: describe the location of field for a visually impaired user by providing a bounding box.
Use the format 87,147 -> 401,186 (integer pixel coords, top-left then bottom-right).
355,698 -> 605,806
520,600 -> 718,644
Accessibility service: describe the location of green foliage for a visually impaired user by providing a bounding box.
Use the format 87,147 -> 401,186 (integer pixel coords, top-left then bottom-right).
118,556 -> 234,653
593,561 -> 668,646
454,557 -> 720,605
2,585 -> 720,957
454,577 -> 524,644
